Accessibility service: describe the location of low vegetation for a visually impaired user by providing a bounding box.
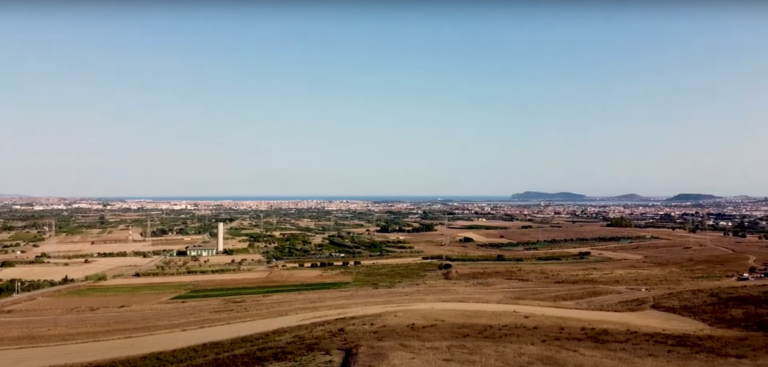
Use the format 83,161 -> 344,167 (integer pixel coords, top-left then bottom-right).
606,216 -> 635,228
172,282 -> 350,300
478,235 -> 657,250
71,313 -> 768,367
422,252 -> 594,262
653,285 -> 768,333
449,225 -> 508,230
64,283 -> 191,297
339,262 -> 438,288
376,222 -> 436,233
0,276 -> 76,298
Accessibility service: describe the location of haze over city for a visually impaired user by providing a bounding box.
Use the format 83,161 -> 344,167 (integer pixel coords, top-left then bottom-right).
2,3 -> 767,197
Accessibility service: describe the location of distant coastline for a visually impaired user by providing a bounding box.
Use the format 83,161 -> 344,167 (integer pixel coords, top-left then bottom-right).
95,196 -> 514,202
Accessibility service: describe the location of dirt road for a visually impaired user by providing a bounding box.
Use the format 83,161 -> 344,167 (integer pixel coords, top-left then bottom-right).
0,302 -> 710,367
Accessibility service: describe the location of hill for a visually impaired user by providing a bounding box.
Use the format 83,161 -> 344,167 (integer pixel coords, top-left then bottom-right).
509,191 -> 587,201
613,194 -> 647,200
0,194 -> 26,198
665,193 -> 720,201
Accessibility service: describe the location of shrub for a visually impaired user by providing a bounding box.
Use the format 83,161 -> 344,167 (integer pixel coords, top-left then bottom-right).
577,251 -> 592,257
342,261 -> 350,266
0,261 -> 16,268
521,225 -> 534,229
84,259 -> 91,263
442,268 -> 459,280
496,254 -> 505,261
85,272 -> 107,282
749,266 -> 757,273
298,263 -> 305,268
310,263 -> 319,268
438,262 -> 452,270
354,261 -> 362,266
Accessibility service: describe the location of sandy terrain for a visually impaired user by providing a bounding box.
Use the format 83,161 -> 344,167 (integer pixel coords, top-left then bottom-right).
0,302 -> 709,367
0,257 -> 155,280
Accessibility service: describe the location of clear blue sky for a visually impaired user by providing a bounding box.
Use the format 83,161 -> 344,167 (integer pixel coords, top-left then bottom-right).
1,4 -> 766,197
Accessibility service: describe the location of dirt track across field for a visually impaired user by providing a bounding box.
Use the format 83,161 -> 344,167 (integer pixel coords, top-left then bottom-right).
0,302 -> 710,367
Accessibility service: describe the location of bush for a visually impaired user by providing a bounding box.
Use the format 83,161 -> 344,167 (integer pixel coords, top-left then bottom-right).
749,266 -> 757,273
85,272 -> 107,282
577,251 -> 592,257
521,225 -> 534,229
310,263 -> 319,268
298,263 -> 305,268
496,254 -> 505,261
438,262 -> 452,270
0,261 -> 16,268
442,268 -> 459,280
354,261 -> 362,266
342,261 -> 350,266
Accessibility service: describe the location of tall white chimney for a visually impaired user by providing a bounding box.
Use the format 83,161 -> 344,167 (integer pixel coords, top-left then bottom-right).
217,222 -> 224,253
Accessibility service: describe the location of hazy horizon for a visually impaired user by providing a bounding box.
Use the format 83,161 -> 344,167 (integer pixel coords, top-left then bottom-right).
2,4 -> 767,197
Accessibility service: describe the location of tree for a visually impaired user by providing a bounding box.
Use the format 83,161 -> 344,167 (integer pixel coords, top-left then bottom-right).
606,217 -> 634,228
749,266 -> 757,273
496,254 -> 505,261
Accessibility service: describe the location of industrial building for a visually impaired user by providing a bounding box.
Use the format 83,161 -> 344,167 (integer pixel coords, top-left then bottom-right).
186,246 -> 218,257
181,222 -> 225,257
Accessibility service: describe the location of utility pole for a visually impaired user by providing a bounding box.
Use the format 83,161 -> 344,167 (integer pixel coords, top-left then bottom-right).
260,213 -> 264,233
51,218 -> 55,239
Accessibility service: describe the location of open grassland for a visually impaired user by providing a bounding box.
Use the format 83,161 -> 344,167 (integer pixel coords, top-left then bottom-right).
0,257 -> 155,280
653,285 -> 768,333
172,282 -> 350,300
60,309 -> 767,367
64,283 -> 191,297
2,226 -> 768,366
339,262 -> 439,288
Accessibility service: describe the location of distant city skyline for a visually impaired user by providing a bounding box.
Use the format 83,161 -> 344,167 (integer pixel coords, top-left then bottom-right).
2,4 -> 767,197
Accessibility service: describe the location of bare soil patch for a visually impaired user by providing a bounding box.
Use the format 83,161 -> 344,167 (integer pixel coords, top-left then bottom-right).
0,257 -> 155,280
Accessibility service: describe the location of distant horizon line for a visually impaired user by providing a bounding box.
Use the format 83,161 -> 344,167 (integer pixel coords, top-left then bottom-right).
3,193 -> 767,200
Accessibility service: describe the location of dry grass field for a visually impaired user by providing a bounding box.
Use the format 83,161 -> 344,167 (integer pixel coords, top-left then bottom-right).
28,240 -> 192,256
0,257 -> 155,280
1,224 -> 768,366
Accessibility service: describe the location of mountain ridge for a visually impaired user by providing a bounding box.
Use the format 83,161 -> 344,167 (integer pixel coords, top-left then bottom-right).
510,191 -> 587,201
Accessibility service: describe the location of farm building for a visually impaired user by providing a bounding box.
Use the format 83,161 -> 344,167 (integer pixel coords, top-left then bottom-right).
186,246 -> 218,257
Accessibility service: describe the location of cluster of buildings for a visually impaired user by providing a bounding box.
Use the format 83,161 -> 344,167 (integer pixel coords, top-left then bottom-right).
2,197 -> 768,225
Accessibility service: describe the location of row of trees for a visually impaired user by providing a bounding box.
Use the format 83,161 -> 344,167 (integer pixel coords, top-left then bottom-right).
0,276 -> 76,298
606,217 -> 635,228
478,235 -> 656,249
302,261 -> 362,268
377,222 -> 436,233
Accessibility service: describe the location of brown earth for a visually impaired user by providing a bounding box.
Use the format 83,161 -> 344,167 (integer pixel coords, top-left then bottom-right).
1,227 -> 767,366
